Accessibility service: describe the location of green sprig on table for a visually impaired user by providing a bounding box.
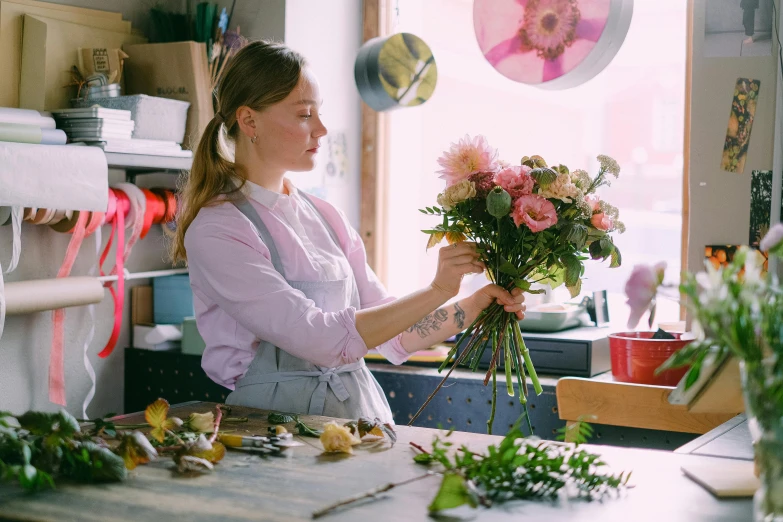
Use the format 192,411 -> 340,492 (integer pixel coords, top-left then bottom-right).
413,421 -> 631,513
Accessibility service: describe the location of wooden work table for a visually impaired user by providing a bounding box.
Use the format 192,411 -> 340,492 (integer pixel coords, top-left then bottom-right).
0,402 -> 752,521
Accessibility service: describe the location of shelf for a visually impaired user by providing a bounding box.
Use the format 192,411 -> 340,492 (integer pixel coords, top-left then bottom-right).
105,152 -> 192,173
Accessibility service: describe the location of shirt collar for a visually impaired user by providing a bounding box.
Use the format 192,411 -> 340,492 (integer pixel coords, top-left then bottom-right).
243,178 -> 298,209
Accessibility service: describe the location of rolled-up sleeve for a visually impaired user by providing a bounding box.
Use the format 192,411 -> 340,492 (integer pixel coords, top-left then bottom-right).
187,221 -> 370,369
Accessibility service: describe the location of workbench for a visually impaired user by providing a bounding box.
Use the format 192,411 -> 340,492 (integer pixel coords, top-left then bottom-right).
0,402 -> 753,521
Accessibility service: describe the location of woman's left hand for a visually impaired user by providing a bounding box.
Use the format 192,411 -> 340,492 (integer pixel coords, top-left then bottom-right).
469,284 -> 526,320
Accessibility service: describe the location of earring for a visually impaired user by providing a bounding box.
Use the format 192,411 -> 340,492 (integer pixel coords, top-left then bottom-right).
250,135 -> 258,144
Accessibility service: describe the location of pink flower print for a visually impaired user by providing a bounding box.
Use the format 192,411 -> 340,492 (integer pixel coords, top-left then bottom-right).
473,0 -> 611,84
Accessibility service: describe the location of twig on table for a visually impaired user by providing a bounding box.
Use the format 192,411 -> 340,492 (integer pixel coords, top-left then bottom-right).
409,442 -> 429,455
311,472 -> 436,519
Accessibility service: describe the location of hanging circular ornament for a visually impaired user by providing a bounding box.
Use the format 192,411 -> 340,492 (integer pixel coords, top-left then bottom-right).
473,0 -> 633,90
354,32 -> 438,111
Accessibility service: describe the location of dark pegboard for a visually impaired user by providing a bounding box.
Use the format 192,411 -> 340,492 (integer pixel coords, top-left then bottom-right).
125,348 -> 230,413
124,350 -> 698,450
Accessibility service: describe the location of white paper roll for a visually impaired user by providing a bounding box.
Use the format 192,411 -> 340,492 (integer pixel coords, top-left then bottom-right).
5,277 -> 104,315
0,142 -> 108,211
0,107 -> 56,129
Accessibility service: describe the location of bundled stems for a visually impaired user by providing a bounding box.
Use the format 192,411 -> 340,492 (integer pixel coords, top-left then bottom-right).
488,368 -> 497,435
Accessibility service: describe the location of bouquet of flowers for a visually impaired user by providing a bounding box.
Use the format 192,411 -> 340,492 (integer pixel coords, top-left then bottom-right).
413,135 -> 625,434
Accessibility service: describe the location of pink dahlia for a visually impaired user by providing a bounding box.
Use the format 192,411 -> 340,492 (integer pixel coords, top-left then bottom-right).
511,194 -> 558,232
473,0 -> 611,84
469,171 -> 497,198
495,166 -> 535,198
437,134 -> 499,187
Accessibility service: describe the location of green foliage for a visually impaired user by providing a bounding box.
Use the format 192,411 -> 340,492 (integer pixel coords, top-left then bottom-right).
415,422 -> 630,513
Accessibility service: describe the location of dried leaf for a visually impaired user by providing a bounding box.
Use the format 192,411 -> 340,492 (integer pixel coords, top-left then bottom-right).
175,455 -> 214,473
190,441 -> 226,464
445,231 -> 466,245
116,431 -> 158,470
144,399 -> 178,443
426,232 -> 445,250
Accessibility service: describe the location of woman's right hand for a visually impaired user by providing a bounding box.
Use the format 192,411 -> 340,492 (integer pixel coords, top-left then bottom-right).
430,242 -> 485,298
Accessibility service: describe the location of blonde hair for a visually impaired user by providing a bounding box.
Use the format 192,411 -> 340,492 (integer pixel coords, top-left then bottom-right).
169,40 -> 306,264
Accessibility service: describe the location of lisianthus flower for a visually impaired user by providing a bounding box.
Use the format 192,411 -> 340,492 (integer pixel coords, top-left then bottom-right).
511,194 -> 558,232
591,212 -> 613,231
539,172 -> 580,203
495,166 -> 535,197
625,262 -> 666,329
437,134 -> 499,187
585,194 -> 600,213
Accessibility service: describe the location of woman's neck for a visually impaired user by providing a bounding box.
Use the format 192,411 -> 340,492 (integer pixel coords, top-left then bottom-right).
235,142 -> 287,194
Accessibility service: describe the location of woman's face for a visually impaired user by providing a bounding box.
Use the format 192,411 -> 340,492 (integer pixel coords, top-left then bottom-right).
254,68 -> 328,173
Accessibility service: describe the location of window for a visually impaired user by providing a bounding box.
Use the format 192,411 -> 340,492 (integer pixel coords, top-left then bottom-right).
383,0 -> 686,327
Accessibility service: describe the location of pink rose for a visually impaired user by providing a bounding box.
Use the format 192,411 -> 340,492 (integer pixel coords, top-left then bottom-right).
585,195 -> 601,213
511,194 -> 558,233
591,213 -> 613,231
625,262 -> 667,329
495,166 -> 534,198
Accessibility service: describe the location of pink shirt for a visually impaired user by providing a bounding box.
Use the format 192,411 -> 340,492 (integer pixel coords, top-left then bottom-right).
184,179 -> 411,389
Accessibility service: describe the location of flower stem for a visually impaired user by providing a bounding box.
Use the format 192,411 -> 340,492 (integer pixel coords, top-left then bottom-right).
504,321 -> 514,397
514,320 -> 542,395
488,368 -> 497,435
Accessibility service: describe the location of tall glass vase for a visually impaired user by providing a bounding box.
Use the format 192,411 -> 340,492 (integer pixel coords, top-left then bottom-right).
741,361 -> 783,522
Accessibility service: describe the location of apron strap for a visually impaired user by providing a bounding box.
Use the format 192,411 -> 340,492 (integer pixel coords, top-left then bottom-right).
231,195 -> 286,275
298,191 -> 341,251
235,360 -> 366,416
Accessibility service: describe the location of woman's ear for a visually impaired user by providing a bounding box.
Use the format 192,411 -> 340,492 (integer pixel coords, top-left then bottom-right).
235,106 -> 258,139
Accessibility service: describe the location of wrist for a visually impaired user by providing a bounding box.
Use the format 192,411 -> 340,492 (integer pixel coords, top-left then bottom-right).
429,282 -> 457,302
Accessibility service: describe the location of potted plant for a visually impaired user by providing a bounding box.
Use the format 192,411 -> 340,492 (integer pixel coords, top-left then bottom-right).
628,224 -> 783,521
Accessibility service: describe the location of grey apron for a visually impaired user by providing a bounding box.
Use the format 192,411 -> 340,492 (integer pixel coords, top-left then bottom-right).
224,192 -> 394,424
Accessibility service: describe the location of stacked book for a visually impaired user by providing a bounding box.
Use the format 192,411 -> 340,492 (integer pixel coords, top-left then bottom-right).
52,108 -> 192,158
0,107 -> 67,145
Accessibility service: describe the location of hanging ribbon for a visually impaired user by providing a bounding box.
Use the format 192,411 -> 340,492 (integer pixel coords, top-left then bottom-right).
97,189 -> 128,359
49,211 -> 89,405
81,212 -> 103,418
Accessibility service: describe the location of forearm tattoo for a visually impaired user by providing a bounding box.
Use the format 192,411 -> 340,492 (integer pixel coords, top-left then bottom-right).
408,308 -> 449,338
453,303 -> 465,329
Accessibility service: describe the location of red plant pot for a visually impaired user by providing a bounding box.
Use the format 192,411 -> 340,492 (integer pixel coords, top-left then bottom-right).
609,331 -> 692,386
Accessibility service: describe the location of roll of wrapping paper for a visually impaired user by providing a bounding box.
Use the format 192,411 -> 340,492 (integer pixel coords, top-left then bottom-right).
4,277 -> 104,315
0,123 -> 67,145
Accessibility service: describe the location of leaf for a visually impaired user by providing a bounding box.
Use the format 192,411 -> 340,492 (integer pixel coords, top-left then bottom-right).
414,453 -> 436,464
428,473 -> 477,513
378,423 -> 397,447
589,240 -> 604,260
599,237 -> 614,258
561,254 -> 582,288
566,278 -> 582,298
446,231 -> 466,245
116,432 -> 158,470
610,246 -> 622,268
498,260 -> 519,277
538,265 -> 565,289
296,420 -> 323,438
426,231 -> 445,250
79,442 -> 128,482
268,412 -> 297,425
17,410 -> 80,437
144,399 -> 178,443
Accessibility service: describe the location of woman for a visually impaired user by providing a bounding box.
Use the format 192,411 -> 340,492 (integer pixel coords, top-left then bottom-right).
170,41 -> 526,424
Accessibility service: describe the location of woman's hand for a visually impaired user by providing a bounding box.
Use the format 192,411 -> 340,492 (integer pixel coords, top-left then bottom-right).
468,284 -> 526,320
430,242 -> 485,298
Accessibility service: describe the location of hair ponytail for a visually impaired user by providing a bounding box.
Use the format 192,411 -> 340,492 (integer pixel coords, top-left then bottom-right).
168,40 -> 306,264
